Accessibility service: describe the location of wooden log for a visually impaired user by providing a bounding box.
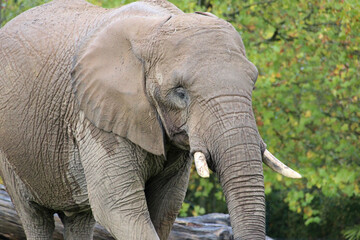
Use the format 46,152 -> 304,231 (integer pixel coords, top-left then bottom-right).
170,214 -> 233,240
0,184 -> 272,239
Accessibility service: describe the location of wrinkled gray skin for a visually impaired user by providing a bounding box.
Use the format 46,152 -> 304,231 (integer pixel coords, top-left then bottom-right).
0,0 -> 266,239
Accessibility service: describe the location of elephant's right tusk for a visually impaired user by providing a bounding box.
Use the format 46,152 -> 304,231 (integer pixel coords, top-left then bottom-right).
263,149 -> 302,179
194,152 -> 210,178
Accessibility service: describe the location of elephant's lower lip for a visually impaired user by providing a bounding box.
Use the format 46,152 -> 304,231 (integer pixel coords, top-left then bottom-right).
171,131 -> 190,150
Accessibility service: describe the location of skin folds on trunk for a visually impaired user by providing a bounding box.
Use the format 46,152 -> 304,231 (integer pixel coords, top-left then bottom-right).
212,126 -> 266,240
217,138 -> 265,239
190,94 -> 266,239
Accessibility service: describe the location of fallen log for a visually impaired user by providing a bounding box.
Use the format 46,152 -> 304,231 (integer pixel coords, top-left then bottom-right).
0,184 -> 272,239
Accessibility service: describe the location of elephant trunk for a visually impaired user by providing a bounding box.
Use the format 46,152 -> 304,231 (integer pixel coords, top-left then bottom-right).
189,94 -> 266,239
214,126 -> 265,239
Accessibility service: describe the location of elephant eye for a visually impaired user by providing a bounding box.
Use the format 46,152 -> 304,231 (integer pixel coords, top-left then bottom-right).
174,87 -> 186,99
169,87 -> 189,109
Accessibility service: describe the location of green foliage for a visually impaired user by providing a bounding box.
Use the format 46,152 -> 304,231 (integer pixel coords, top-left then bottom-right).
267,190 -> 360,239
1,0 -> 359,239
343,225 -> 360,240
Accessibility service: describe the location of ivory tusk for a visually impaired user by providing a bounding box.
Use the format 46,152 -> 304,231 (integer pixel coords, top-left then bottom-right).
263,149 -> 302,179
194,152 -> 210,178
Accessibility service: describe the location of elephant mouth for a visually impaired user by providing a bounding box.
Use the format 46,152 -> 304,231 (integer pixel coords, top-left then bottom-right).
170,130 -> 190,150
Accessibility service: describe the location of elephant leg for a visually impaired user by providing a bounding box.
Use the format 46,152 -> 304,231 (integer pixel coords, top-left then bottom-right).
77,133 -> 159,240
145,150 -> 192,240
0,152 -> 55,239
58,211 -> 96,240
15,202 -> 55,240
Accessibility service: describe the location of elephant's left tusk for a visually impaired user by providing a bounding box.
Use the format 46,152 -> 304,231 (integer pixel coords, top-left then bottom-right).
263,149 -> 302,179
194,152 -> 210,178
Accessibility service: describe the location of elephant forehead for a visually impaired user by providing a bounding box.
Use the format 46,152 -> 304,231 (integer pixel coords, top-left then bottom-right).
157,41 -> 256,88
154,14 -> 243,51
154,21 -> 245,69
160,26 -> 242,53
154,29 -> 245,71
161,13 -> 233,33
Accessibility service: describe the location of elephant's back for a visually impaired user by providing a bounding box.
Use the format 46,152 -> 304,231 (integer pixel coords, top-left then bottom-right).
0,0 -> 110,104
0,0 -> 108,81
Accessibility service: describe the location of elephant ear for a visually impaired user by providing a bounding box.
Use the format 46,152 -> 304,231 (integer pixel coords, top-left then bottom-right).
72,16 -> 169,156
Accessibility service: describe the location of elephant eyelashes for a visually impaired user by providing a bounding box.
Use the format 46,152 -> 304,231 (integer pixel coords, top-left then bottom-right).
168,87 -> 190,109
174,87 -> 187,100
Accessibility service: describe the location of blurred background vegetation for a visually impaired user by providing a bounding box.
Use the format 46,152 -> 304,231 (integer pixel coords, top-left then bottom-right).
1,0 -> 359,239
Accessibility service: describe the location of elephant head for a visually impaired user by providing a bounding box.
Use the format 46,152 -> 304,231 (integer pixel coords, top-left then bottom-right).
72,10 -> 300,239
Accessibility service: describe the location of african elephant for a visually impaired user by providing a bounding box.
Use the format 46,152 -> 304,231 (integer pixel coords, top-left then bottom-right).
0,0 -> 301,239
